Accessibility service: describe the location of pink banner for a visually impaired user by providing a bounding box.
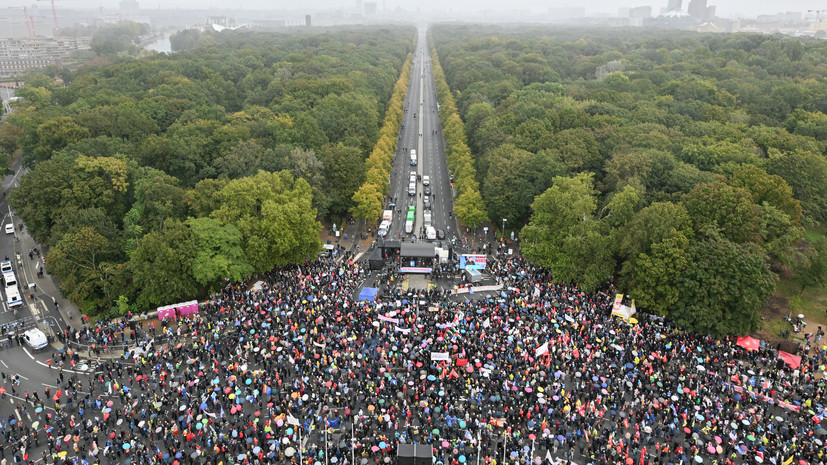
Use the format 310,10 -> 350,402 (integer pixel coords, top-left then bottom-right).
378,314 -> 399,324
158,300 -> 199,320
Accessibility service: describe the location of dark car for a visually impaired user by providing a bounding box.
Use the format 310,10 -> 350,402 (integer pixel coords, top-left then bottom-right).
424,186 -> 432,196
437,229 -> 445,240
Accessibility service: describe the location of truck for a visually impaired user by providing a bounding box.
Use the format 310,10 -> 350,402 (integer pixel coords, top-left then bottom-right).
410,149 -> 417,166
383,210 -> 393,222
423,210 -> 432,227
378,220 -> 390,236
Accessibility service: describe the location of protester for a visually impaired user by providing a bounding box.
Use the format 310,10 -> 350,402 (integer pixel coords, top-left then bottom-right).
1,252 -> 825,465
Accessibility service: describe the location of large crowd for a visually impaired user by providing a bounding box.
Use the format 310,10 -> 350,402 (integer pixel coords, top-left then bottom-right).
2,251 -> 827,465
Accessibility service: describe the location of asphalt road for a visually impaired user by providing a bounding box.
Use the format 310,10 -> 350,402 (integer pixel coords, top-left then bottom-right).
385,31 -> 456,243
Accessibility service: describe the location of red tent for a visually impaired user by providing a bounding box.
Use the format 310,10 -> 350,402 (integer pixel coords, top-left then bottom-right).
736,336 -> 761,351
778,351 -> 802,369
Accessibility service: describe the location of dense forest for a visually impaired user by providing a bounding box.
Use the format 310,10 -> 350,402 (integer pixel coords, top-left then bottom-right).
431,26 -> 827,336
1,26 -> 414,315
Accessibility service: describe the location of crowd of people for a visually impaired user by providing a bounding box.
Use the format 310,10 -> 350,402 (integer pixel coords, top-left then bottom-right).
1,251 -> 826,465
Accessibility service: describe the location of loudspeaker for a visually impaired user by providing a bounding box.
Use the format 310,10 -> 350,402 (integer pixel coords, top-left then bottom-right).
398,444 -> 416,465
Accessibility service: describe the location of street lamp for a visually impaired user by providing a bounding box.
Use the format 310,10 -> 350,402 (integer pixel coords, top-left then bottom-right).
502,218 -> 507,242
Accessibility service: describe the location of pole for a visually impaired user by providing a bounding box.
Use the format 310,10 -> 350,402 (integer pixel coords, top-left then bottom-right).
352,417 -> 355,465
299,426 -> 303,464
325,422 -> 329,465
530,439 -> 535,464
503,433 -> 507,465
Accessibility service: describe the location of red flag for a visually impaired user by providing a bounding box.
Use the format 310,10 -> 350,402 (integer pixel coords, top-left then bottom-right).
456,359 -> 468,366
53,388 -> 62,402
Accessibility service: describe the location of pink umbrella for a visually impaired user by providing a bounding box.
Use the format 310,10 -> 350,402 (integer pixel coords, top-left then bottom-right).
714,436 -> 722,444
707,445 -> 716,454
371,446 -> 379,452
442,441 -> 450,448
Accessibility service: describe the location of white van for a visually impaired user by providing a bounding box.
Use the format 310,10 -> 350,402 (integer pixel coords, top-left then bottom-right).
0,260 -> 12,274
410,149 -> 417,166
422,175 -> 430,186
408,182 -> 416,196
4,223 -> 13,234
426,226 -> 437,240
23,328 -> 48,350
423,211 -> 432,227
2,271 -> 16,288
5,285 -> 22,308
378,220 -> 390,236
405,220 -> 414,234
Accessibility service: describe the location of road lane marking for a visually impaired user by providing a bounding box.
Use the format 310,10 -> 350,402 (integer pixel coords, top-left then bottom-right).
0,360 -> 7,367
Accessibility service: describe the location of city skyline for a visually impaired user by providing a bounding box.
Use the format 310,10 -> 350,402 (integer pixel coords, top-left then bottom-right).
3,0 -> 827,19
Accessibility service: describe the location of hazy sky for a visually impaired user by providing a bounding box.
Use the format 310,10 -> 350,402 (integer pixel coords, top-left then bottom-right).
7,0 -> 827,19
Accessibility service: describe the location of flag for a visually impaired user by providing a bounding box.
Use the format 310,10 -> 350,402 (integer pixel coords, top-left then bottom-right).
465,430 -> 473,442
535,342 -> 549,357
483,318 -> 490,329
546,449 -> 553,463
287,414 -> 301,426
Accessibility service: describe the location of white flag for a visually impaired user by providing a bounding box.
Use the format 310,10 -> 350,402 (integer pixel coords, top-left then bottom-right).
287,414 -> 301,426
545,449 -> 554,464
483,318 -> 490,329
535,342 -> 549,357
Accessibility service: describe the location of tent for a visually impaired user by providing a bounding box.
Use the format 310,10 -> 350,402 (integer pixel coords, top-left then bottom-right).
778,351 -> 802,370
368,249 -> 384,270
358,287 -> 379,303
736,336 -> 761,351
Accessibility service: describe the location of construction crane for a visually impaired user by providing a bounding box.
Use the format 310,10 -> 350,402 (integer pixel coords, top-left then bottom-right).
808,9 -> 826,24
8,6 -> 35,38
36,0 -> 60,38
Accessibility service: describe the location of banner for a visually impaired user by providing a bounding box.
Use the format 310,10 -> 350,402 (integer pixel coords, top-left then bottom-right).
611,294 -> 624,316
378,314 -> 399,324
400,267 -> 432,274
394,326 -> 410,334
535,342 -> 549,357
430,352 -> 450,361
287,415 -> 301,426
459,254 -> 488,270
158,300 -> 199,320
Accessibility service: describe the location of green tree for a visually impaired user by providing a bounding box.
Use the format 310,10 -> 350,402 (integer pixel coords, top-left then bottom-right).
521,173 -> 615,290
672,235 -> 776,336
186,217 -> 253,287
351,183 -> 384,222
319,143 -> 365,216
627,230 -> 690,317
211,170 -> 321,272
454,189 -> 489,228
129,218 -> 198,309
682,182 -> 761,244
46,226 -> 122,310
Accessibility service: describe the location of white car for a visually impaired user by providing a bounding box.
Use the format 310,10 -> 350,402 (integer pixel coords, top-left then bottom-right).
4,223 -> 13,234
422,175 -> 430,186
23,328 -> 48,350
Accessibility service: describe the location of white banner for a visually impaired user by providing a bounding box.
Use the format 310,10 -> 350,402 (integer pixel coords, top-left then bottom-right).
378,314 -> 399,324
535,342 -> 549,357
395,326 -> 410,334
430,352 -> 450,361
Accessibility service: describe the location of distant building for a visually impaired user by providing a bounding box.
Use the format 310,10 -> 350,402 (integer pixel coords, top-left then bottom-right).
706,6 -> 716,20
364,2 -> 377,15
305,15 -> 311,26
354,0 -> 363,14
119,0 -> 140,14
548,7 -> 586,19
0,37 -> 90,77
667,0 -> 682,12
687,0 -> 707,19
630,6 -> 652,18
